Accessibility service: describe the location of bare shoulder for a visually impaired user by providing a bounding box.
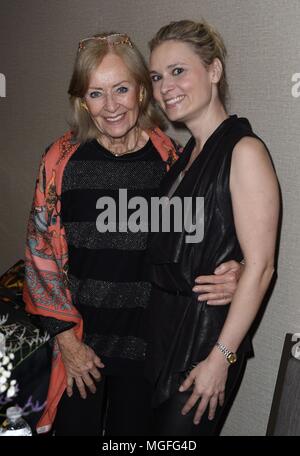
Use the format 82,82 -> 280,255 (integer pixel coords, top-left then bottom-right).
234,135 -> 268,154
231,135 -> 273,171
230,135 -> 278,194
232,135 -> 269,158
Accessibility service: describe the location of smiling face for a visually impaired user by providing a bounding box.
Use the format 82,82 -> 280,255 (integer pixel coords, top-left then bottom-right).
150,40 -> 218,126
84,53 -> 140,140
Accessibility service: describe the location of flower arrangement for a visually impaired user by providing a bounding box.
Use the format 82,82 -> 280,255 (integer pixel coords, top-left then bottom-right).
0,260 -> 54,428
0,312 -> 49,419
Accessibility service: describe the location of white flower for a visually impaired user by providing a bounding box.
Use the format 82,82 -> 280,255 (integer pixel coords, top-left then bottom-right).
0,384 -> 7,393
2,355 -> 9,366
0,312 -> 46,414
6,385 -> 17,399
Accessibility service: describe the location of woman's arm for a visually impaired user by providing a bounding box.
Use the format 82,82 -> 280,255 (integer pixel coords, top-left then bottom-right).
214,136 -> 279,353
56,328 -> 104,399
180,136 -> 280,424
23,147 -> 104,398
193,260 -> 244,304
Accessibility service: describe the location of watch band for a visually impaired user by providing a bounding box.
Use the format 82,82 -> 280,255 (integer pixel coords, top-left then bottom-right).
215,341 -> 237,364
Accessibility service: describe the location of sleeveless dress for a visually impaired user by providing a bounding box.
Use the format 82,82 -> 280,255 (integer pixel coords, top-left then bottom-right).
143,115 -> 259,407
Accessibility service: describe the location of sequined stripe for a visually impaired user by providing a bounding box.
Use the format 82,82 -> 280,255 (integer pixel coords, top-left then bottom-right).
64,221 -> 148,251
69,274 -> 152,309
84,334 -> 146,361
62,160 -> 165,192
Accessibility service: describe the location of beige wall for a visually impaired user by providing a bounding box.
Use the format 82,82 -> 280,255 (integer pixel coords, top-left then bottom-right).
1,0 -> 300,435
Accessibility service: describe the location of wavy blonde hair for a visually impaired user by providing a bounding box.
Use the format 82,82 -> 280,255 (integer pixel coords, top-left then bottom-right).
68,32 -> 165,143
149,20 -> 228,107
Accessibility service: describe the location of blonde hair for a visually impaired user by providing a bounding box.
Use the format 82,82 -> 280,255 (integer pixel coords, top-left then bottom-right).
149,20 -> 228,107
68,32 -> 165,143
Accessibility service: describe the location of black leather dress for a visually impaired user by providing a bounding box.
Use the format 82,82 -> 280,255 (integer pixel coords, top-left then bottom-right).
143,116 -> 258,407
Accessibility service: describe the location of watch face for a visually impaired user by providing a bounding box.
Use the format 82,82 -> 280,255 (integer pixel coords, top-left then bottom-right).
227,353 -> 237,364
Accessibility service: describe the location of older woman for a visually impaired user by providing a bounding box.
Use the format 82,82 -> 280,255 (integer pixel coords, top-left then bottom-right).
144,20 -> 280,435
23,32 -> 242,436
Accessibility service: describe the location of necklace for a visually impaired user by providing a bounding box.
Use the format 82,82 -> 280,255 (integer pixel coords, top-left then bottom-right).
179,146 -> 199,176
97,127 -> 141,157
179,170 -> 186,181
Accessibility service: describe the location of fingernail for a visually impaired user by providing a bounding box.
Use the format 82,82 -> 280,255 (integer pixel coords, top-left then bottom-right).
194,420 -> 199,425
179,386 -> 184,392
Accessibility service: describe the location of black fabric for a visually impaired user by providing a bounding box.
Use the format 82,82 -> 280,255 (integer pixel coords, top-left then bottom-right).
38,315 -> 74,337
148,116 -> 257,273
53,356 -> 246,436
104,375 -> 153,436
53,379 -> 106,436
144,116 -> 258,406
13,344 -> 52,432
67,247 -> 149,282
53,375 -> 153,436
151,354 -> 247,436
59,139 -> 166,375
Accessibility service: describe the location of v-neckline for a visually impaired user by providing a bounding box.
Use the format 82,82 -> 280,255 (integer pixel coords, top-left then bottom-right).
166,115 -> 236,198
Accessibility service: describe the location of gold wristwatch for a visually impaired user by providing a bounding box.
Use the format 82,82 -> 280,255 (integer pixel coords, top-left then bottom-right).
216,341 -> 237,364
